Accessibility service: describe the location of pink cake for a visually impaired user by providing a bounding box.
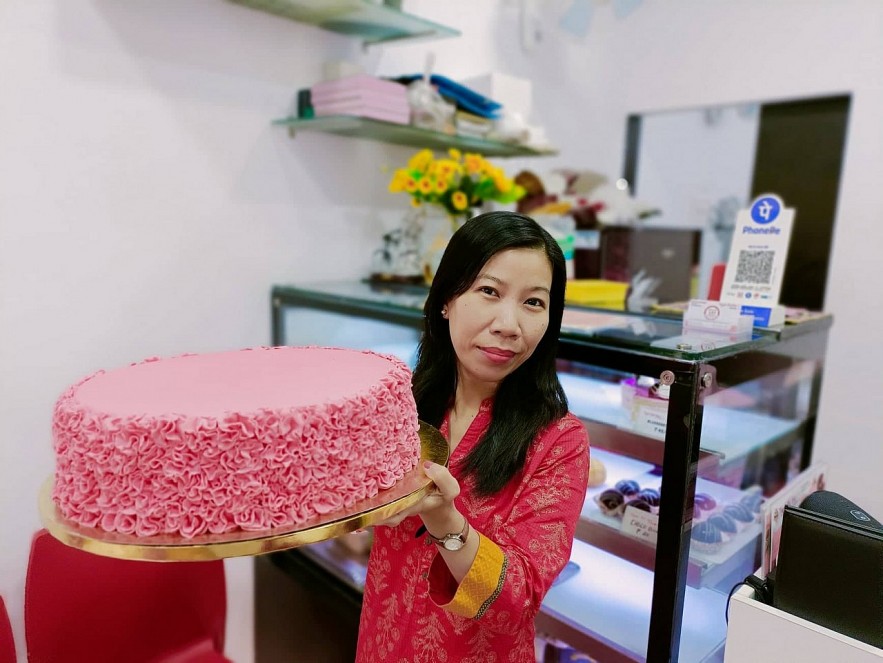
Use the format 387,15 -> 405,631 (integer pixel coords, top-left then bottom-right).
51,347 -> 421,539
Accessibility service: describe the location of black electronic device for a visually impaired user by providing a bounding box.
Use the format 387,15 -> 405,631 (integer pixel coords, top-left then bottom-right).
772,490 -> 883,649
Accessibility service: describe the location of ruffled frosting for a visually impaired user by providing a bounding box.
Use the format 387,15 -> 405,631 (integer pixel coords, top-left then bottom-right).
52,347 -> 420,539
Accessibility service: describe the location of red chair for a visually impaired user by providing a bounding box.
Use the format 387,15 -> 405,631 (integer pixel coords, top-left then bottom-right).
25,529 -> 232,663
0,595 -> 16,663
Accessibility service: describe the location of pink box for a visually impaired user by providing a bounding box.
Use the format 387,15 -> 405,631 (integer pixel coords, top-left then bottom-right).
312,94 -> 409,115
311,74 -> 406,102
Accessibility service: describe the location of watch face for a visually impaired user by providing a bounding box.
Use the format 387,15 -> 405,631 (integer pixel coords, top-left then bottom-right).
443,537 -> 464,551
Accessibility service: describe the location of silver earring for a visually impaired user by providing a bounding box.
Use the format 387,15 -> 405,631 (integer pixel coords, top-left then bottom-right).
441,307 -> 448,318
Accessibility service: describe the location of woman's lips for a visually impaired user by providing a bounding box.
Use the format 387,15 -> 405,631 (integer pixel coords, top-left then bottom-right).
479,347 -> 516,364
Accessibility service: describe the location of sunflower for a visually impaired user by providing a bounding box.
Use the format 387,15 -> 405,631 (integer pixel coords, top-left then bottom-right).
387,149 -> 525,221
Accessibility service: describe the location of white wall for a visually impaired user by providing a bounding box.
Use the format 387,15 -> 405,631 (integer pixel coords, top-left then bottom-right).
0,1 -> 397,660
561,0 -> 883,516
2,1 -> 881,661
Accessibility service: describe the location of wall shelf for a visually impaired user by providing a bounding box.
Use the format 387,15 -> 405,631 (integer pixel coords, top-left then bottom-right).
273,115 -> 557,157
228,0 -> 460,45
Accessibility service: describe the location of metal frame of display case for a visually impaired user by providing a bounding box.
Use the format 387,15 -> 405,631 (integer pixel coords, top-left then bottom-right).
265,281 -> 832,663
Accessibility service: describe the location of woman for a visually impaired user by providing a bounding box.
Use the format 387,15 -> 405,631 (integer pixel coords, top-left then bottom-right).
356,211 -> 590,662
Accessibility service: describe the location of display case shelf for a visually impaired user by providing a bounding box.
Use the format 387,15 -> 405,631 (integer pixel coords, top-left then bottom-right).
539,539 -> 727,663
577,449 -> 761,590
281,536 -> 729,663
228,0 -> 460,45
559,371 -> 804,472
272,115 -> 558,157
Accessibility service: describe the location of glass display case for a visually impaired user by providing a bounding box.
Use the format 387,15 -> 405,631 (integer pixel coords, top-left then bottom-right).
257,280 -> 831,663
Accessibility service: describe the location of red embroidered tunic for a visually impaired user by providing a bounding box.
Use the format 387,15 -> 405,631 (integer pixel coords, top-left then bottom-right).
356,402 -> 590,663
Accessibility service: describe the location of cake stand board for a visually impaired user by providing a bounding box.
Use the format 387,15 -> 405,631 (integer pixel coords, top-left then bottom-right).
38,421 -> 449,562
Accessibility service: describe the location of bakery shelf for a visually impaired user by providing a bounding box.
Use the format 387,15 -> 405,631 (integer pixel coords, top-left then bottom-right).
578,451 -> 761,589
559,371 -> 804,470
580,416 -> 723,475
270,535 -> 729,663
272,115 -> 558,157
538,539 -> 727,662
228,0 -> 460,45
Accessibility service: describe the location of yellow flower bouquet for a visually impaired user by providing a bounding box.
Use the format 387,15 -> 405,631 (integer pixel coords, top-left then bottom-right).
388,148 -> 526,228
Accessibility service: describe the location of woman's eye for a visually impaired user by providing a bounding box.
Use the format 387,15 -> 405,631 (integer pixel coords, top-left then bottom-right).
526,298 -> 547,309
478,286 -> 497,296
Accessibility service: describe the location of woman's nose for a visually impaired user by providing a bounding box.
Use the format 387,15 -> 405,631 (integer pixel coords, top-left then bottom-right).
490,304 -> 519,335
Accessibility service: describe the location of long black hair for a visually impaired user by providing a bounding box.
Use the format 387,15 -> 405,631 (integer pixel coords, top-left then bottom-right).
412,211 -> 569,495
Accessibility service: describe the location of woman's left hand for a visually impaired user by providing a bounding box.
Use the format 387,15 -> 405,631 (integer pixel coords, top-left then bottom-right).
376,461 -> 460,527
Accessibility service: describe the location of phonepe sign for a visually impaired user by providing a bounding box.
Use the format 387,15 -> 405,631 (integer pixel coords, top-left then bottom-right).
751,196 -> 781,224
720,194 -> 794,310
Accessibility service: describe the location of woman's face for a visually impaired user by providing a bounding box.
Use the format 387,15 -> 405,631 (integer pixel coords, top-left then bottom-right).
445,247 -> 553,393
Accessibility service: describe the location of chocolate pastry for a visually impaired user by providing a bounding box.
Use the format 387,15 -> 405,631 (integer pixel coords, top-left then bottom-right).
614,479 -> 641,497
708,513 -> 737,534
636,488 -> 661,506
596,488 -> 625,516
723,503 -> 754,524
694,492 -> 717,512
624,498 -> 653,513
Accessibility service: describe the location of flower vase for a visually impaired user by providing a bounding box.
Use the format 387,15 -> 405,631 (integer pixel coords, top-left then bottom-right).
369,207 -> 425,284
419,205 -> 469,285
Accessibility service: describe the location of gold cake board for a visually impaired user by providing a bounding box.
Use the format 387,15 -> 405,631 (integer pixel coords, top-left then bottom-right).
39,421 -> 449,562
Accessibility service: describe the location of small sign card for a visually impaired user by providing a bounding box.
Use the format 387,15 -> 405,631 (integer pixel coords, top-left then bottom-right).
683,299 -> 754,337
761,462 -> 827,576
720,194 -> 794,324
621,505 -> 659,544
632,395 -> 667,441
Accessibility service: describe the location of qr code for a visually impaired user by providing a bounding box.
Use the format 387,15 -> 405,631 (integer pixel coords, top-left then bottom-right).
734,250 -> 774,285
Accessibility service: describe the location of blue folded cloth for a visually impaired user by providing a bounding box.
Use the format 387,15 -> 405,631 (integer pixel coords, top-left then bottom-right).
395,74 -> 502,118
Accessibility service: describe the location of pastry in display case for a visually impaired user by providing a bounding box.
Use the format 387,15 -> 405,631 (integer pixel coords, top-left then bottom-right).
260,281 -> 832,663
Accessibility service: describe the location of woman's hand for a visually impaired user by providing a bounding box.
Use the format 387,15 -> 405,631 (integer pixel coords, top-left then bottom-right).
378,461 -> 479,583
376,461 -> 460,528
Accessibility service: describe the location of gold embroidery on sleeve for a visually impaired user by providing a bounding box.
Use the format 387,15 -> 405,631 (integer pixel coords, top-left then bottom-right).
436,534 -> 506,618
475,553 -> 508,619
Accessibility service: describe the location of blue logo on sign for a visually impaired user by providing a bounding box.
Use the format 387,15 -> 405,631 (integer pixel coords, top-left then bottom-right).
751,197 -> 781,224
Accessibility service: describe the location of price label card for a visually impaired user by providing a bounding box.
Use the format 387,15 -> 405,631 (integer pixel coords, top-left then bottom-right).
621,505 -> 659,544
720,194 -> 794,308
683,299 -> 753,336
632,396 -> 667,440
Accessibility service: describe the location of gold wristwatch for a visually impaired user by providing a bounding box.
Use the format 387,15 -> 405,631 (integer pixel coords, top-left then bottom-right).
427,517 -> 470,551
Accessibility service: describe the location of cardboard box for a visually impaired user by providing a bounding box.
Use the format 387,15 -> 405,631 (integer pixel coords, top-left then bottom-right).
460,72 -> 533,118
